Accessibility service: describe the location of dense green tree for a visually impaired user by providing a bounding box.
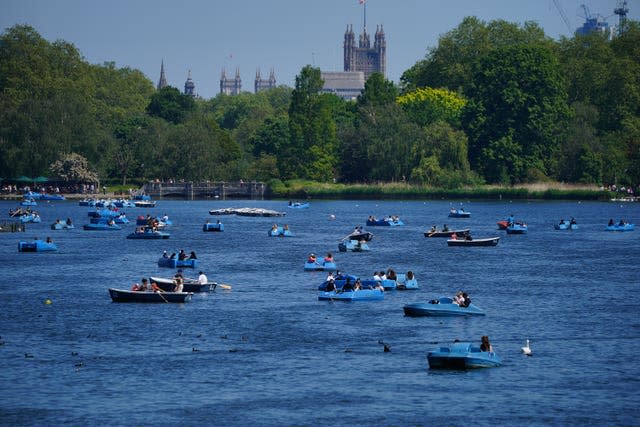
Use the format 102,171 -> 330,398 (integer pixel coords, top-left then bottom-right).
286,66 -> 339,181
358,72 -> 398,106
397,87 -> 467,127
146,86 -> 195,124
462,44 -> 569,183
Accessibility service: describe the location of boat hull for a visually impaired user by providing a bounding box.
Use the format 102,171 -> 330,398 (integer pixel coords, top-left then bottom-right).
150,277 -> 217,293
304,261 -> 337,271
366,219 -> 404,226
338,240 -> 370,252
127,231 -> 170,239
108,288 -> 192,303
157,258 -> 199,269
605,224 -> 634,231
427,342 -> 501,369
318,289 -> 384,301
18,240 -> 58,252
447,237 -> 499,246
203,223 -> 224,232
403,300 -> 485,316
424,229 -> 469,238
554,223 -> 578,230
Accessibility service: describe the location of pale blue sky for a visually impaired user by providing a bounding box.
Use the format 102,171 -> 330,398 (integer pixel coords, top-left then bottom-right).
2,0 -> 638,98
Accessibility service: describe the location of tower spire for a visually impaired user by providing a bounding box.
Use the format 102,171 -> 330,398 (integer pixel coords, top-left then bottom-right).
157,60 -> 168,90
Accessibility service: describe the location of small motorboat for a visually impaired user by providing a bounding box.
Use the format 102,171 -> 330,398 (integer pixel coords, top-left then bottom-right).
108,288 -> 192,303
83,223 -> 121,231
268,227 -> 293,237
448,208 -> 470,218
345,230 -> 374,242
338,239 -> 370,252
318,288 -> 384,302
424,228 -> 469,238
287,201 -> 310,209
427,342 -> 502,369
149,276 -> 217,292
304,259 -> 337,271
51,220 -> 74,230
203,222 -> 224,232
554,220 -> 578,230
403,297 -> 485,316
395,272 -> 419,290
605,222 -> 635,232
134,200 -> 156,208
447,236 -> 500,246
366,216 -> 404,226
158,257 -> 199,269
18,239 -> 58,252
20,213 -> 41,223
127,228 -> 170,239
506,223 -> 528,234
20,199 -> 37,207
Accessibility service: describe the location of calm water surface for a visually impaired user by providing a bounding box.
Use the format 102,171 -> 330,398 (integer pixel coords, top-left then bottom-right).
1,198 -> 639,426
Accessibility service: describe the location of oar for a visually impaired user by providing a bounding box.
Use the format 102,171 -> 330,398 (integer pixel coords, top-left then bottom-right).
217,283 -> 232,290
155,288 -> 169,303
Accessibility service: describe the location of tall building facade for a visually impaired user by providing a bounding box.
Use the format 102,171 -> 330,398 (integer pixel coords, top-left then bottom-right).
255,69 -> 277,93
220,68 -> 242,95
343,24 -> 386,80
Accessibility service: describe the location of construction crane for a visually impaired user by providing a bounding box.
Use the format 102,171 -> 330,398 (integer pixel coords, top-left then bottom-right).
553,0 -> 573,33
614,0 -> 629,35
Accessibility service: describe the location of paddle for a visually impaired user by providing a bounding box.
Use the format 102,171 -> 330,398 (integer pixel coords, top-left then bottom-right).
154,288 -> 169,303
216,283 -> 232,290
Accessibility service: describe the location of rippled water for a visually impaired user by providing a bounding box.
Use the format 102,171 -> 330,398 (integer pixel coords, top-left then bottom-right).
1,198 -> 639,426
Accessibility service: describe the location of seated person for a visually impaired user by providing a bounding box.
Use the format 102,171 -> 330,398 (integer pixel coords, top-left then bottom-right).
139,278 -> 149,291
618,219 -> 626,226
188,251 -> 197,260
324,252 -> 334,263
173,277 -> 184,292
373,271 -> 381,281
307,253 -> 317,263
353,278 -> 362,290
342,278 -> 354,292
461,292 -> 471,307
386,268 -> 397,281
379,271 -> 387,280
608,219 -> 614,226
429,225 -> 437,232
178,250 -> 187,261
442,224 -> 449,232
325,280 -> 336,292
480,335 -> 493,352
453,291 -> 465,305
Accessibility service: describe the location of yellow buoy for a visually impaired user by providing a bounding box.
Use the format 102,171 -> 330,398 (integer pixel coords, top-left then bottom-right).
44,299 -> 52,305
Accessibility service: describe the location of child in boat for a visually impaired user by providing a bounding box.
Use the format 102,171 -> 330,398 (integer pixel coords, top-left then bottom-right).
324,252 -> 334,263
307,253 -> 317,263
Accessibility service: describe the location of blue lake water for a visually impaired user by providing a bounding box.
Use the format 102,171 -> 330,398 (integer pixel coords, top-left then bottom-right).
1,198 -> 639,426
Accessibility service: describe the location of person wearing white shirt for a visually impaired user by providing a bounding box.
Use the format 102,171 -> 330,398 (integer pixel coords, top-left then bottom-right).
198,271 -> 208,285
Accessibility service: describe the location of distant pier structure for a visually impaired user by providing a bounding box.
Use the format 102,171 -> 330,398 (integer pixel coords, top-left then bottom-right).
142,181 -> 266,200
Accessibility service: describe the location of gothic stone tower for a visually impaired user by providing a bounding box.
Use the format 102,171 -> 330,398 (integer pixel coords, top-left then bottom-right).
157,60 -> 168,90
343,24 -> 386,80
184,70 -> 195,97
220,68 -> 242,95
254,68 -> 276,93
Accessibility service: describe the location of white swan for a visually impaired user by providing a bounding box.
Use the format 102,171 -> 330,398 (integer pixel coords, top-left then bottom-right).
521,339 -> 532,356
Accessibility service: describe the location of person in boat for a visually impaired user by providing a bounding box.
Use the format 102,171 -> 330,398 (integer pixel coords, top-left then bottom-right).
198,271 -> 208,285
450,232 -> 457,240
107,219 -> 115,226
379,270 -> 387,280
169,252 -> 177,260
570,217 -> 577,226
161,213 -> 169,222
373,271 -> 382,281
188,251 -> 197,260
463,231 -> 472,241
353,278 -> 362,291
454,291 -> 465,305
271,224 -> 278,233
46,236 -> 52,244
374,280 -> 384,291
178,249 -> 187,261
559,218 -> 565,225
461,292 -> 471,307
386,268 -> 397,281
324,252 -> 334,263
307,253 -> 317,263
442,224 -> 449,232
139,278 -> 149,291
325,272 -> 336,292
66,218 -> 72,225
174,269 -> 184,280
355,239 -> 364,251
618,219 -> 626,226
342,277 -> 354,292
173,277 -> 184,292
406,270 -> 415,281
162,250 -> 169,258
508,214 -> 515,225
429,225 -> 437,233
608,219 -> 614,226
480,335 -> 493,352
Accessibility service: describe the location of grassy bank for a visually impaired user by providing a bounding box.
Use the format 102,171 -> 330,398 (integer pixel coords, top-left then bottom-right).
269,180 -> 612,201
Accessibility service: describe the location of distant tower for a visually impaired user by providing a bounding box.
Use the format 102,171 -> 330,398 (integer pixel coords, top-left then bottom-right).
220,68 -> 242,95
614,0 -> 629,35
184,70 -> 195,97
343,23 -> 386,79
157,60 -> 168,90
255,68 -> 277,93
